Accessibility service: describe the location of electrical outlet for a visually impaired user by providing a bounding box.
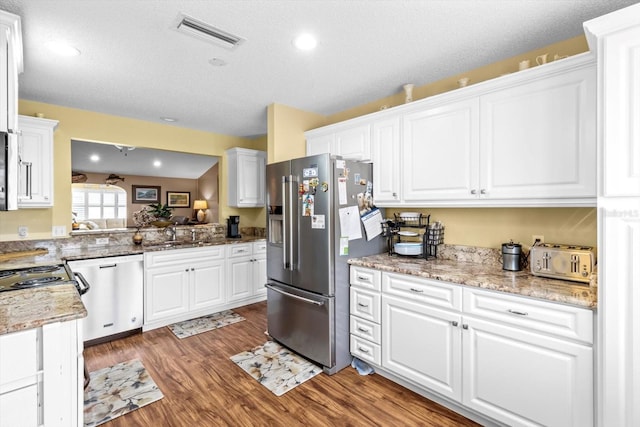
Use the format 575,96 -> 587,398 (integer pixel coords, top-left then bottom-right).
52,226 -> 67,237
532,235 -> 544,244
18,226 -> 28,238
95,237 -> 109,245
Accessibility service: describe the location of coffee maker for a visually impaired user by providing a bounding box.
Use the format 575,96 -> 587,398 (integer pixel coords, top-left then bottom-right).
226,216 -> 241,238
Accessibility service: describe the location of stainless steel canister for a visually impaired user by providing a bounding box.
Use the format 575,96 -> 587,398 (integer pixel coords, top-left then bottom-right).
502,241 -> 522,271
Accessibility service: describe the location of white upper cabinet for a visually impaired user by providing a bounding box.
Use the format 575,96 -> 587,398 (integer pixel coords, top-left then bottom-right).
226,148 -> 266,208
306,53 -> 597,208
402,98 -> 479,202
0,10 -> 22,134
17,115 -> 58,208
371,116 -> 401,204
305,121 -> 372,161
479,64 -> 596,202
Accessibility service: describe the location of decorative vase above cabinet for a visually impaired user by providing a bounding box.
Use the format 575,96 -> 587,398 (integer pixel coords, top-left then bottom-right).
17,115 -> 59,208
226,148 -> 266,208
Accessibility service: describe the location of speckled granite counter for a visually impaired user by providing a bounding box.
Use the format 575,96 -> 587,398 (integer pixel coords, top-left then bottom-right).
349,249 -> 597,309
0,284 -> 88,334
0,232 -> 265,335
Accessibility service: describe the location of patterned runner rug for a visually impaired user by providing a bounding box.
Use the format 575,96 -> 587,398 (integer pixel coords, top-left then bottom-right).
167,309 -> 246,339
230,340 -> 322,396
84,359 -> 164,427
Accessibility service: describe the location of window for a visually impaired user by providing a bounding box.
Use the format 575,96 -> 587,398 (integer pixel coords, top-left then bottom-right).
72,184 -> 127,220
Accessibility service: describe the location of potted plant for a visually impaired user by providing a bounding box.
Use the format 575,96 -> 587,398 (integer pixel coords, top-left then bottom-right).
147,203 -> 174,227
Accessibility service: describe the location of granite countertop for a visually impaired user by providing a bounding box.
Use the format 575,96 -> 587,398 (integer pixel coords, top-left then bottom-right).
349,253 -> 597,309
0,236 -> 266,335
0,284 -> 88,335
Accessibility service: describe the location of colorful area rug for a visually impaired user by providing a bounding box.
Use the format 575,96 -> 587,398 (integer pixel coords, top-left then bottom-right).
167,310 -> 246,339
230,340 -> 322,396
84,359 -> 164,427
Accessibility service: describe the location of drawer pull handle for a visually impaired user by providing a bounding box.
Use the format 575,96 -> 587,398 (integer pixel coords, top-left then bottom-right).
357,327 -> 369,333
357,276 -> 370,282
357,303 -> 369,308
410,288 -> 424,293
358,347 -> 370,353
507,309 -> 529,316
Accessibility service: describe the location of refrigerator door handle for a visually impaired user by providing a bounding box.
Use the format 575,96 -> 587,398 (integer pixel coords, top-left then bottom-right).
265,283 -> 325,306
282,176 -> 289,270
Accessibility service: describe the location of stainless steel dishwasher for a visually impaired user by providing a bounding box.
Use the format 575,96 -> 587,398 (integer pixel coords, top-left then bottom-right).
67,254 -> 143,345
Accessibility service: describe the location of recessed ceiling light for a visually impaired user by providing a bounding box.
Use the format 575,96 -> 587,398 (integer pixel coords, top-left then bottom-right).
46,41 -> 81,57
208,58 -> 227,67
90,154 -> 99,162
160,117 -> 177,122
293,33 -> 317,51
153,160 -> 162,167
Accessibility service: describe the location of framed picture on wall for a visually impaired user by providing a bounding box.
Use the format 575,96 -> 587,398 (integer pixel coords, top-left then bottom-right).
132,185 -> 161,204
167,191 -> 190,208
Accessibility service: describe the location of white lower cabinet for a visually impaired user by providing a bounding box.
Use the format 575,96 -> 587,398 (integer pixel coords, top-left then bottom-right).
144,241 -> 267,331
0,320 -> 83,427
350,267 -> 594,427
227,241 -> 267,303
144,245 -> 226,329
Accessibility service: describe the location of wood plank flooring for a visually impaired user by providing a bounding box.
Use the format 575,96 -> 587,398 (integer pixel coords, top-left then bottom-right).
84,302 -> 480,426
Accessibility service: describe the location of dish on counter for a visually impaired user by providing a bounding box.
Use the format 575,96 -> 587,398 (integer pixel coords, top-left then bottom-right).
398,231 -> 419,237
394,242 -> 423,256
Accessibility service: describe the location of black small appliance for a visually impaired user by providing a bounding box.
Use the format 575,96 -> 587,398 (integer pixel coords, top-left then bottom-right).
226,215 -> 241,238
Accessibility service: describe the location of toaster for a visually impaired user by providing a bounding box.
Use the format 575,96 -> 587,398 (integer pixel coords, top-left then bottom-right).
529,243 -> 595,283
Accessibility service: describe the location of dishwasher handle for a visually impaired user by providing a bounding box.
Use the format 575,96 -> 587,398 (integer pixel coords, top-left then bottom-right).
73,271 -> 91,295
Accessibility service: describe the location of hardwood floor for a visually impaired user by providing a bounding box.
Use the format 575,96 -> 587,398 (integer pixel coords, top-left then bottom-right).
84,302 -> 479,426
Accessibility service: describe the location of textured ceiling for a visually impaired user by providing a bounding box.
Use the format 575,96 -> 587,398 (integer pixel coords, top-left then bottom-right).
0,0 -> 637,138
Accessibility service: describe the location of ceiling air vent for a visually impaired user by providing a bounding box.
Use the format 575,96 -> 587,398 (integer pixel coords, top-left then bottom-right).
175,13 -> 245,50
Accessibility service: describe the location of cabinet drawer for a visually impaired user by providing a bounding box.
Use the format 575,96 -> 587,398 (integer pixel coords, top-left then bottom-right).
252,240 -> 266,254
145,245 -> 225,267
463,288 -> 594,344
350,266 -> 381,291
382,272 -> 462,311
350,315 -> 381,344
0,328 -> 38,388
350,287 -> 381,323
228,243 -> 253,258
350,334 -> 381,365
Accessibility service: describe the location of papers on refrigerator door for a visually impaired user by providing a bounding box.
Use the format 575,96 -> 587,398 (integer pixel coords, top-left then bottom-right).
338,177 -> 348,205
339,205 -> 362,240
361,208 -> 383,241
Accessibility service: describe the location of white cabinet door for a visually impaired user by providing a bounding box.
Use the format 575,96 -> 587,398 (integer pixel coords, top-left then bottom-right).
253,255 -> 267,297
402,99 -> 479,202
381,294 -> 462,401
145,265 -> 190,323
227,255 -> 254,303
227,148 -> 266,207
334,124 -> 371,161
190,258 -> 225,311
0,384 -> 38,427
371,116 -> 401,204
0,12 -> 22,134
306,133 -> 334,156
17,116 -> 58,208
479,66 -> 596,201
462,316 -> 593,427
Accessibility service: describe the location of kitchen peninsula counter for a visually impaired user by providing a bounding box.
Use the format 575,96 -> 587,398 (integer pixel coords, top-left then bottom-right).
349,250 -> 597,309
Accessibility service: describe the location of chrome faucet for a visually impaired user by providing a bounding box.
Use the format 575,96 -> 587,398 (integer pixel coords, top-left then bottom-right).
165,224 -> 177,241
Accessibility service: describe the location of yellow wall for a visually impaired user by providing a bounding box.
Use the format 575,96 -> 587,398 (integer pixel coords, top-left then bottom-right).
1,100 -> 266,241
269,35 -> 597,250
267,103 -> 326,164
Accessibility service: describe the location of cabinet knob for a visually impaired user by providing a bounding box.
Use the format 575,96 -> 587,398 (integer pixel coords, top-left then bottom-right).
358,347 -> 370,353
470,189 -> 477,195
185,269 -> 189,272
462,324 -> 469,330
451,321 -> 458,327
392,192 -> 398,197
480,189 -> 487,195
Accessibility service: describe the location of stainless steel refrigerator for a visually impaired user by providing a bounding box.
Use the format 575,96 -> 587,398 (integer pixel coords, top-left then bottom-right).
266,153 -> 386,374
